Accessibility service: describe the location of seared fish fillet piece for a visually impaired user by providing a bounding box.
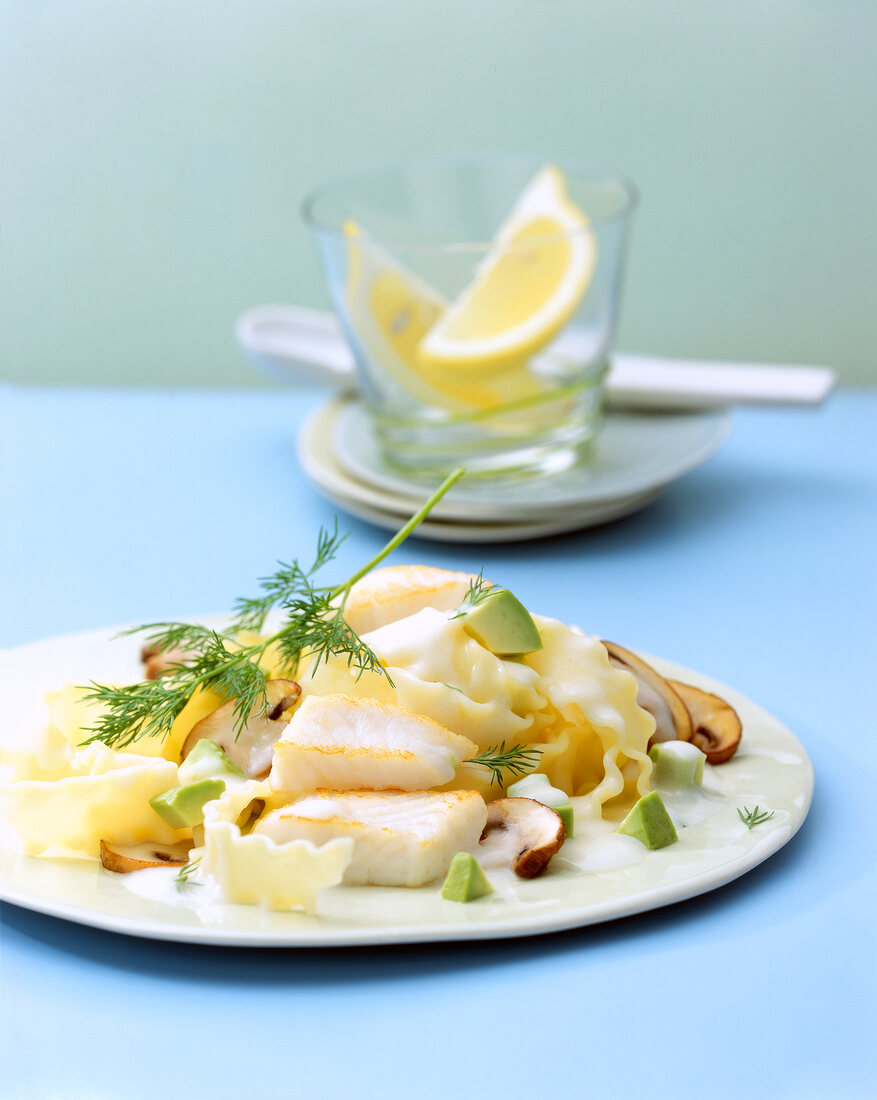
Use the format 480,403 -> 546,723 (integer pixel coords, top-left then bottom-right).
254,789 -> 488,887
269,694 -> 478,795
343,564 -> 476,634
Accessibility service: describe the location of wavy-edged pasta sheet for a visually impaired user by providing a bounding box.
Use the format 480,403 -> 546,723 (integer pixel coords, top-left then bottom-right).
522,617 -> 654,819
196,787 -> 352,912
0,744 -> 184,857
0,685 -> 114,783
28,683 -> 215,767
300,608 -> 654,820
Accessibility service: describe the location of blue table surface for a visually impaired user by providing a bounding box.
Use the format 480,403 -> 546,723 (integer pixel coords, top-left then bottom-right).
1,385 -> 875,1100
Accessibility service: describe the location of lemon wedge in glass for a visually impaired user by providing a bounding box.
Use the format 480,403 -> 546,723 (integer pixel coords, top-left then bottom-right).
344,220 -> 449,405
417,165 -> 597,376
344,222 -> 541,410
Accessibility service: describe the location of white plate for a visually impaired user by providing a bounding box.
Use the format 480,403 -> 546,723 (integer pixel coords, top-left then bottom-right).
330,396 -> 731,521
0,625 -> 813,946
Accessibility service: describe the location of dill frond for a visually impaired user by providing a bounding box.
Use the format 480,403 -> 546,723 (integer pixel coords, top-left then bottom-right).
82,468 -> 464,749
737,805 -> 775,830
450,571 -> 497,617
469,742 -> 542,787
174,857 -> 202,889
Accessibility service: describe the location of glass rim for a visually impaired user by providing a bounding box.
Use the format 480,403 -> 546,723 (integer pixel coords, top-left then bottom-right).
300,151 -> 639,251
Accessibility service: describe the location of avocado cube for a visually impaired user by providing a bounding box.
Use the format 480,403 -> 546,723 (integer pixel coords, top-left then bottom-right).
617,791 -> 678,850
649,741 -> 706,789
506,773 -> 551,797
551,801 -> 575,837
441,852 -> 494,902
178,739 -> 246,784
459,588 -> 543,656
150,778 -> 226,830
507,773 -> 574,838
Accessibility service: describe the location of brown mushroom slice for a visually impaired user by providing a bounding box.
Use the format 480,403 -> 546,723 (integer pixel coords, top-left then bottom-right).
236,798 -> 266,836
140,643 -> 196,680
667,680 -> 742,764
99,838 -> 193,873
479,797 -> 566,879
180,678 -> 301,778
603,641 -> 693,746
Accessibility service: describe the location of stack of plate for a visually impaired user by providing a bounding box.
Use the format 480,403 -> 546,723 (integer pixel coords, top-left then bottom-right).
296,396 -> 731,542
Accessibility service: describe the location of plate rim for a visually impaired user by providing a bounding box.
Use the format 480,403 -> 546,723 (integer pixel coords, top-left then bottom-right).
298,435 -> 663,542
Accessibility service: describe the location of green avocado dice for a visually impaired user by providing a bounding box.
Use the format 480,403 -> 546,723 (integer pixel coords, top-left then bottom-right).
178,739 -> 246,784
507,773 -> 551,796
150,778 -> 226,830
507,773 -> 574,838
549,801 -> 574,837
441,852 -> 494,902
617,790 -> 678,850
459,588 -> 543,656
649,741 -> 706,789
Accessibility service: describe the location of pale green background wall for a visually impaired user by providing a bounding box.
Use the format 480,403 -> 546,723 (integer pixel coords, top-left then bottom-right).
2,0 -> 875,387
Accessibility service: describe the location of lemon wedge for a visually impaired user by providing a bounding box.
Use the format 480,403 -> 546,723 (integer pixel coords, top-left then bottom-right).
418,165 -> 597,375
345,220 -> 446,403
344,223 -> 541,410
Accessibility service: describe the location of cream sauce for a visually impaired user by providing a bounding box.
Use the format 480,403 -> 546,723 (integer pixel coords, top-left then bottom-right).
117,772 -> 728,911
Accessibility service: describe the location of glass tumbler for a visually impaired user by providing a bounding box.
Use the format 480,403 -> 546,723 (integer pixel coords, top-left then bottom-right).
302,153 -> 637,478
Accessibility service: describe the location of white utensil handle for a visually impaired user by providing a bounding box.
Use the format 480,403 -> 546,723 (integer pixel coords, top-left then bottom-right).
606,354 -> 836,410
235,305 -> 836,409
236,305 -> 356,387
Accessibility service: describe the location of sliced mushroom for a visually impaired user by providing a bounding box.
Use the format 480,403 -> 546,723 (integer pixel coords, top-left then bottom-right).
667,680 -> 742,764
478,797 -> 566,879
140,643 -> 196,680
180,678 -> 301,778
99,838 -> 193,873
603,641 -> 693,746
236,798 -> 266,836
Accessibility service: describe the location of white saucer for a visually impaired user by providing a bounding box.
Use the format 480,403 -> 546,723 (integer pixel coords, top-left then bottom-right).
330,397 -> 730,521
296,397 -> 730,541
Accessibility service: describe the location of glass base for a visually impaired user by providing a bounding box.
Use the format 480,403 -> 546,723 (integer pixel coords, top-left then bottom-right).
373,387 -> 605,481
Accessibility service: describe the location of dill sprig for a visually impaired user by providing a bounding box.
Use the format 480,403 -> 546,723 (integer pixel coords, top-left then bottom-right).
83,626 -> 273,751
737,805 -> 775,830
450,571 -> 496,618
174,857 -> 202,889
232,523 -> 345,634
82,467 -> 465,750
469,742 -> 542,786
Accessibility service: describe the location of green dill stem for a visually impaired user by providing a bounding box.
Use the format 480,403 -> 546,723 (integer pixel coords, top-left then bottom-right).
257,465 -> 465,662
174,857 -> 202,888
332,466 -> 465,600
207,465 -> 465,668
